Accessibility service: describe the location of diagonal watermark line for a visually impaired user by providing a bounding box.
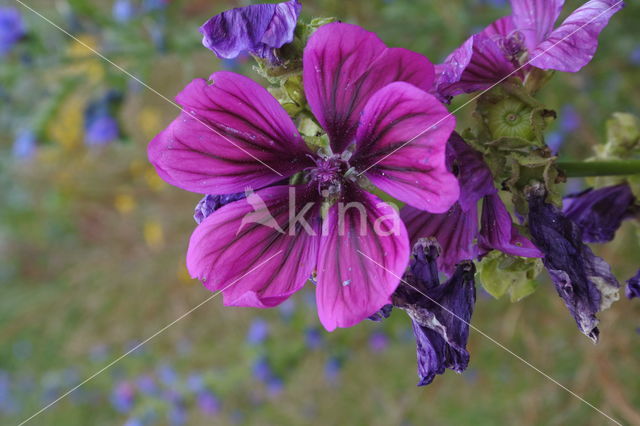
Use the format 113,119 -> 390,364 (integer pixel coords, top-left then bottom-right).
13,0 -> 284,178
16,250 -> 284,426
357,0 -> 624,177
356,249 -> 622,426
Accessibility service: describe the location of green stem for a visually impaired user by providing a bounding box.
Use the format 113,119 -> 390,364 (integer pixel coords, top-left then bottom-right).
557,160 -> 640,178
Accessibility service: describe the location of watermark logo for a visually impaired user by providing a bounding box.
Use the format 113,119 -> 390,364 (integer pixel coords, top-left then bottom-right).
237,187 -> 401,237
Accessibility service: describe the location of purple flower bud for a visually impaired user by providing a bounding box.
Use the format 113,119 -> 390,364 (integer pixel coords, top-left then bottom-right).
563,184 -> 636,243
199,0 -> 302,65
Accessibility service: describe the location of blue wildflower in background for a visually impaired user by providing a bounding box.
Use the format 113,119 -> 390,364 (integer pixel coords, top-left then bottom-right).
304,327 -> 323,349
84,91 -> 122,146
197,390 -> 221,415
12,129 -> 37,160
246,318 -> 269,345
630,46 -> 640,65
0,8 -> 25,57
324,357 -> 342,384
111,381 -> 135,413
252,357 -> 272,383
113,0 -> 137,23
368,331 -> 389,353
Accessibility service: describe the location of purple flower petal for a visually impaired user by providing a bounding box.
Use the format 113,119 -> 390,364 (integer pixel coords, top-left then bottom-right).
303,23 -> 435,153
434,18 -> 520,101
199,0 -> 301,64
316,188 -> 409,331
563,183 -> 636,243
510,0 -> 564,51
527,187 -> 620,342
479,193 -> 543,258
148,72 -> 312,195
353,82 -> 458,213
187,186 -> 321,308
394,240 -> 476,386
528,0 -> 625,72
446,133 -> 496,211
401,204 -> 478,276
626,270 -> 640,299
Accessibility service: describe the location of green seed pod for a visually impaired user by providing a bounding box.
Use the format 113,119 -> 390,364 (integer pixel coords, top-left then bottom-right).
485,97 -> 535,141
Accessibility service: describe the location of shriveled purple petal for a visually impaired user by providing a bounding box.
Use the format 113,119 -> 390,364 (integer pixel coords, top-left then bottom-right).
368,304 -> 393,322
510,0 -> 564,51
353,82 -> 458,213
479,193 -> 543,258
446,133 -> 496,211
394,241 -> 476,386
199,0 -> 301,64
401,204 -> 478,276
527,187 -> 620,342
434,18 -> 520,102
194,192 -> 246,224
187,185 -> 321,308
316,187 -> 409,331
563,183 -> 636,243
303,23 -> 435,153
528,0 -> 625,73
148,71 -> 312,195
626,269 -> 640,299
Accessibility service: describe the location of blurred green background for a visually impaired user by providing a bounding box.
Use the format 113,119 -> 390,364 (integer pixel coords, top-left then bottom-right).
1,0 -> 639,425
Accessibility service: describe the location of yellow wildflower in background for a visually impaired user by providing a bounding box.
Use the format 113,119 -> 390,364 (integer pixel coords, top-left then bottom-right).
48,95 -> 85,150
114,193 -> 137,214
143,219 -> 165,250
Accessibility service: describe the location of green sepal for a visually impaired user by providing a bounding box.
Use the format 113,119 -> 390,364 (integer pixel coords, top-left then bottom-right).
477,251 -> 543,302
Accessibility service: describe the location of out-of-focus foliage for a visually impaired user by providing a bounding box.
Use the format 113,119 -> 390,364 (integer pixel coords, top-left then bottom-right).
1,1 -> 639,425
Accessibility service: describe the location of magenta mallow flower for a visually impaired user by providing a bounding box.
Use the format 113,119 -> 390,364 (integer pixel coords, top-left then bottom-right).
401,133 -> 542,276
200,0 -> 301,65
149,23 -> 459,331
433,0 -> 625,101
563,183 -> 636,243
527,185 -> 619,342
393,239 -> 476,386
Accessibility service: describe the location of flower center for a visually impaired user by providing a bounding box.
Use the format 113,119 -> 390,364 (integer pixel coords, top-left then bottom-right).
304,153 -> 354,197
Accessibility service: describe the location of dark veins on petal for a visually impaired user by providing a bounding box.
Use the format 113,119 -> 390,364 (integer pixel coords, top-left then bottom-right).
563,183 -> 637,243
393,239 -> 476,386
527,186 -> 620,342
